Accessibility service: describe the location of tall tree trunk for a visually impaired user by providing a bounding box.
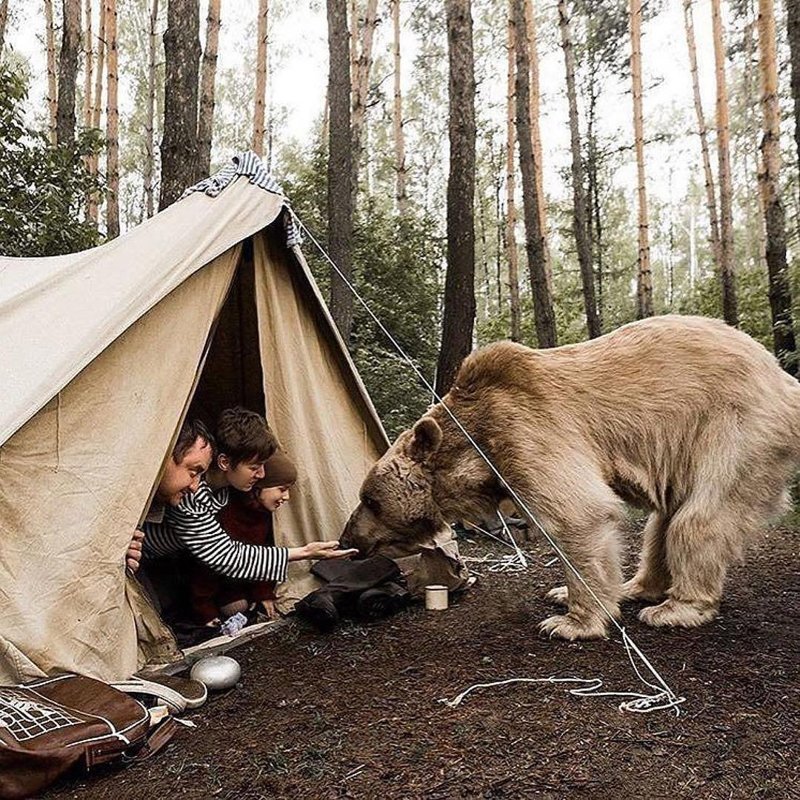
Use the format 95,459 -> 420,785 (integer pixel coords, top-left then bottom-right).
757,0 -> 796,370
505,4 -> 521,343
106,0 -> 119,237
327,0 -> 355,344
684,0 -> 722,274
0,0 -> 8,52
745,18 -> 767,269
56,0 -> 81,145
524,0 -> 551,295
351,0 -> 378,200
159,0 -> 201,210
711,0 -> 739,326
516,0 -> 555,347
45,0 -> 58,145
252,0 -> 268,157
88,0 -> 105,221
82,0 -> 93,129
436,0 -> 476,394
391,0 -> 408,213
788,0 -> 800,184
198,0 -> 220,176
144,0 -> 159,218
558,0 -> 600,338
586,78 -> 604,330
630,0 -> 653,319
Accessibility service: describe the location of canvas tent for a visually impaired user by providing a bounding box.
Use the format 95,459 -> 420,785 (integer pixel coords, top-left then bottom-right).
0,153 -> 388,685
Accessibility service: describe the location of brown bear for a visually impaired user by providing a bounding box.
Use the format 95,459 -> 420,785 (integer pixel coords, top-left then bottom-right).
341,315 -> 800,640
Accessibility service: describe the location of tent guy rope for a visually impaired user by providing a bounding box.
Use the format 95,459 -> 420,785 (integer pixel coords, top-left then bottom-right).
291,210 -> 686,716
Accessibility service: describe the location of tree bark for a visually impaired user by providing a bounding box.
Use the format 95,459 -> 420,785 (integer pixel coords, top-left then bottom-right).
630,0 -> 653,319
88,0 -> 105,221
391,0 -> 408,213
558,0 -> 600,338
351,0 -> 378,200
0,0 -> 8,53
788,0 -> 800,184
198,0 -> 220,176
436,0 -> 476,395
683,0 -> 721,275
327,0 -> 355,343
711,0 -> 738,326
524,0 -> 551,295
159,0 -> 201,210
82,0 -> 93,130
56,0 -> 81,145
45,0 -> 58,145
144,0 -> 159,218
505,4 -> 521,342
252,0 -> 268,157
757,0 -> 796,370
106,0 -> 119,237
516,0 -> 555,347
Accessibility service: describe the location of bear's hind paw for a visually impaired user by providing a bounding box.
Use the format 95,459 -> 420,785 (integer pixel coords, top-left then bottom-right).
638,599 -> 718,628
538,613 -> 608,641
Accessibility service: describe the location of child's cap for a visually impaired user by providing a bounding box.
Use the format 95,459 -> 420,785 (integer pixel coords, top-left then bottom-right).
255,450 -> 298,489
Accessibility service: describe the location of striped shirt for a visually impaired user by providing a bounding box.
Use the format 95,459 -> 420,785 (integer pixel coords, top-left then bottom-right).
142,482 -> 289,582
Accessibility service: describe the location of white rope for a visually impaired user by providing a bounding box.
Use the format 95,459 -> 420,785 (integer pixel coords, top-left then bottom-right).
291,211 -> 686,715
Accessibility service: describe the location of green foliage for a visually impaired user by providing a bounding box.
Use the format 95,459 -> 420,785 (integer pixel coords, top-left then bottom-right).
0,65 -> 104,257
283,146 -> 443,440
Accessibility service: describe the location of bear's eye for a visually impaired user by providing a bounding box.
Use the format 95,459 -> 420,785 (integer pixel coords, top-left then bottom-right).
362,495 -> 381,515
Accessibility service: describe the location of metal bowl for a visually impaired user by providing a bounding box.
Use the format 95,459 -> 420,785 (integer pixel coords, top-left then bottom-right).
189,655 -> 242,691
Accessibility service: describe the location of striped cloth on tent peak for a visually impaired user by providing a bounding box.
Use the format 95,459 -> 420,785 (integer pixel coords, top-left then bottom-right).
182,151 -> 302,247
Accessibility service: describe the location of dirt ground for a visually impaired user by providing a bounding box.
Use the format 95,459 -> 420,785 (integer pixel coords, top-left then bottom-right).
45,521 -> 798,800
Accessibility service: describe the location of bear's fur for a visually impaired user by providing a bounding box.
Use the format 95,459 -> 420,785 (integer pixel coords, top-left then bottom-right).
341,315 -> 800,640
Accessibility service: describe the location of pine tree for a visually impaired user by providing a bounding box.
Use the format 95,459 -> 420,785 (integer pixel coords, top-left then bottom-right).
56,0 -> 81,145
505,1 -> 521,342
391,0 -> 407,213
252,0 -> 268,157
106,0 -> 119,237
144,0 -> 159,217
436,0 -> 477,394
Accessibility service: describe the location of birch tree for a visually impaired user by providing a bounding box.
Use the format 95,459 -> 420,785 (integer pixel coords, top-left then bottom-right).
683,0 -> 721,273
436,0 -> 476,394
144,0 -> 159,217
629,0 -> 652,318
106,0 -> 119,237
198,0 -> 220,176
757,0 -> 796,369
327,0 -> 355,343
711,0 -> 738,326
505,2 -> 521,342
252,0 -> 268,158
45,0 -> 58,144
558,0 -> 600,337
391,0 -> 407,212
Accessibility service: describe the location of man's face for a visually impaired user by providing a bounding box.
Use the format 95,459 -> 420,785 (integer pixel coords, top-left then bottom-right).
156,437 -> 213,506
219,455 -> 266,491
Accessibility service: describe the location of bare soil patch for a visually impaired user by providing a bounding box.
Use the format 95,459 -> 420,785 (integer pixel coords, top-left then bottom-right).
44,522 -> 799,799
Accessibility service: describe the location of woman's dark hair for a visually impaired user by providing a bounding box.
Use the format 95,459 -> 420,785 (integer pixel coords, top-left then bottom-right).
172,419 -> 215,463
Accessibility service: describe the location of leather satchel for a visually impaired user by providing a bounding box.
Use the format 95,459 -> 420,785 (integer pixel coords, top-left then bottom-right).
0,673 -> 169,799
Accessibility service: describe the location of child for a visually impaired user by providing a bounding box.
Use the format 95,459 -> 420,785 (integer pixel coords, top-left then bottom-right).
190,449 -> 324,625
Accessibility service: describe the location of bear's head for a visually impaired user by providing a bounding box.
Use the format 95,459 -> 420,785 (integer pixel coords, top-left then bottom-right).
341,413 -> 502,555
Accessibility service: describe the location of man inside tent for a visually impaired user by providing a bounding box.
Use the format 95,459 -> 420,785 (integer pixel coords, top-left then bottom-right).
129,410 -> 355,625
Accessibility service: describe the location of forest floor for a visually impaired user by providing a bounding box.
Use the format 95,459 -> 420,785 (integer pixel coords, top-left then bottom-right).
46,518 -> 798,800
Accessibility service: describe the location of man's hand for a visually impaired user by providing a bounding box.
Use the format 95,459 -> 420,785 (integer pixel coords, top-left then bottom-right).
259,599 -> 280,620
126,529 -> 145,573
299,541 -> 359,560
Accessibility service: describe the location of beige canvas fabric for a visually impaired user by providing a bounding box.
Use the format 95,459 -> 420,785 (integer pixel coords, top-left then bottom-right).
0,251 -> 238,683
253,232 -> 387,609
0,171 -> 388,683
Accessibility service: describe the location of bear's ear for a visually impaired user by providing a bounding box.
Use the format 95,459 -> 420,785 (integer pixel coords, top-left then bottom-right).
407,417 -> 442,463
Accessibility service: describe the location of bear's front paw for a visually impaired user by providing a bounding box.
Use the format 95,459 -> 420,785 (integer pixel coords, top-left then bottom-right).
538,613 -> 608,641
620,577 -> 667,603
638,599 -> 718,628
545,586 -> 569,606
